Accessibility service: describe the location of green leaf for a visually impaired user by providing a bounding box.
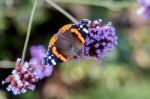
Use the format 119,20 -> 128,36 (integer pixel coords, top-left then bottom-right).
0,60 -> 15,68
0,90 -> 7,99
54,0 -> 136,10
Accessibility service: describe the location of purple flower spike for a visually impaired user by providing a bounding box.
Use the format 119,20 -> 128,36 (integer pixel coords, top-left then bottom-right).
2,45 -> 54,95
137,0 -> 150,18
82,19 -> 118,61
29,45 -> 53,79
30,45 -> 46,59
2,58 -> 39,95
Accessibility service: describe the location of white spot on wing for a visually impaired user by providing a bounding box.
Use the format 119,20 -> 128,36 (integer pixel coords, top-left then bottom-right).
80,25 -> 83,28
51,59 -> 56,65
83,28 -> 88,34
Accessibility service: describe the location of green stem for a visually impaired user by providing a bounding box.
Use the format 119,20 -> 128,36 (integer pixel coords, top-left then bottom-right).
21,0 -> 38,63
46,0 -> 78,24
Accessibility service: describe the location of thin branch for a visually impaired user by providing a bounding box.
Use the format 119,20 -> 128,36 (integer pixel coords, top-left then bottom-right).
45,0 -> 78,24
21,0 -> 39,64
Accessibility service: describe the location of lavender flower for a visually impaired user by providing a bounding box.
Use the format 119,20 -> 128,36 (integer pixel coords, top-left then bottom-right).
29,45 -> 53,79
2,45 -> 53,95
2,58 -> 39,95
137,0 -> 150,18
82,19 -> 117,61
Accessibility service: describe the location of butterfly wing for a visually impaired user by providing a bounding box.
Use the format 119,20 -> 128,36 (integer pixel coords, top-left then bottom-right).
54,30 -> 83,60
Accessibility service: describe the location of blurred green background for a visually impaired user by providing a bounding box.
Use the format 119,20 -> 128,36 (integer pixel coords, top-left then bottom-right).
1,0 -> 150,99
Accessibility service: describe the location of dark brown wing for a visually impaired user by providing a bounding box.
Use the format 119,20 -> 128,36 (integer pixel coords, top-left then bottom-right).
54,30 -> 83,59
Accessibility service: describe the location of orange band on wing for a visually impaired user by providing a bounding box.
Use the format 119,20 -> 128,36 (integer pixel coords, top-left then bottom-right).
59,24 -> 72,33
49,34 -> 58,47
70,28 -> 85,43
52,46 -> 67,62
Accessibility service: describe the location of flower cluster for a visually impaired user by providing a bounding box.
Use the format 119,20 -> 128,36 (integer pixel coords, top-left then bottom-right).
2,58 -> 39,95
29,45 -> 53,79
2,45 -> 53,95
82,19 -> 117,61
137,0 -> 150,18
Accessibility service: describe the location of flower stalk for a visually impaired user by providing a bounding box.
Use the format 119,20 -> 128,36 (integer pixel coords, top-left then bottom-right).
45,0 -> 78,24
21,0 -> 39,64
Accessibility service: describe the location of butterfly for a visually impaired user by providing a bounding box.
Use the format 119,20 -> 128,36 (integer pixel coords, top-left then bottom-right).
43,19 -> 91,66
